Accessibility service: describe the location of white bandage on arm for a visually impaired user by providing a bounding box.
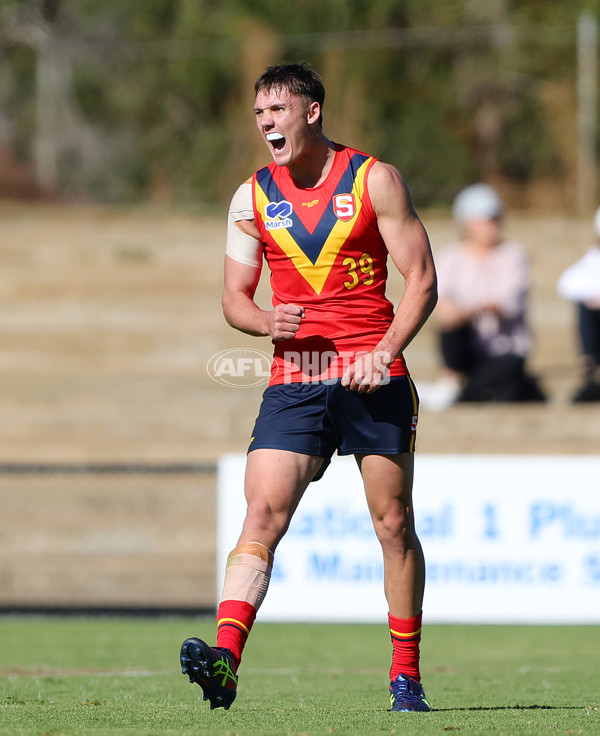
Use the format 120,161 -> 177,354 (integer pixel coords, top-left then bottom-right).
226,181 -> 262,268
221,542 -> 273,611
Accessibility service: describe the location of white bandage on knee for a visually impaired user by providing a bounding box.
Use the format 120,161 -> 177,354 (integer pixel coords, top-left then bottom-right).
221,541 -> 273,611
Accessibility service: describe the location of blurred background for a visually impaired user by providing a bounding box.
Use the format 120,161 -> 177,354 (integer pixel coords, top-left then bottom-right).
1,0 -> 597,209
0,0 -> 599,612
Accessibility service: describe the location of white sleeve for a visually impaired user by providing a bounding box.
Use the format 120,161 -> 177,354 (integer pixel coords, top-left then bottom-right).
226,182 -> 262,268
557,248 -> 600,302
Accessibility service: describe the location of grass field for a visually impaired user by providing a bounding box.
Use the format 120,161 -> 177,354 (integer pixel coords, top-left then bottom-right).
0,617 -> 598,736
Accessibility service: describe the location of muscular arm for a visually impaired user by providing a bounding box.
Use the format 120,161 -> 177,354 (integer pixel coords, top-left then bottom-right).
342,162 -> 438,392
222,253 -> 267,336
223,253 -> 305,340
222,182 -> 304,340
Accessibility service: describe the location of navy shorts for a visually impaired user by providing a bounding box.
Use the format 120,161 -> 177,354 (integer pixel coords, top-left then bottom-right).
248,376 -> 419,481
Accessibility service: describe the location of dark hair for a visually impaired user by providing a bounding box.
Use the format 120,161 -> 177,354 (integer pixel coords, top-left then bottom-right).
254,63 -> 325,127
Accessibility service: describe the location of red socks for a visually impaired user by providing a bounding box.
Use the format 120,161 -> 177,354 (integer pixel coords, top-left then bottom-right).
216,599 -> 257,669
216,602 -> 422,680
388,611 -> 422,682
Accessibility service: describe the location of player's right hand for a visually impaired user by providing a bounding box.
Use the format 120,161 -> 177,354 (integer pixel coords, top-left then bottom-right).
268,303 -> 304,341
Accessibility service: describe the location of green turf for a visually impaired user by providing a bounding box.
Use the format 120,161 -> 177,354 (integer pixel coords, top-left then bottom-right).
0,617 -> 598,735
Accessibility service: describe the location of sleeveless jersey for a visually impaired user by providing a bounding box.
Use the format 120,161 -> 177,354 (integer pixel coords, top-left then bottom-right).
252,144 -> 409,385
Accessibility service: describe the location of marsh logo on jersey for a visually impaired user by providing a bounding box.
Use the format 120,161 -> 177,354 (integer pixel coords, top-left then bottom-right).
265,200 -> 293,230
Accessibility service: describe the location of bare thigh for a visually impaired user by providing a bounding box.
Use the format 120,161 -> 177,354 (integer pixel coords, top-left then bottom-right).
358,453 -> 415,526
238,449 -> 324,551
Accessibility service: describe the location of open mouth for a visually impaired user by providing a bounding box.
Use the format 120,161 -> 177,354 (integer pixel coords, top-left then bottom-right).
266,132 -> 286,151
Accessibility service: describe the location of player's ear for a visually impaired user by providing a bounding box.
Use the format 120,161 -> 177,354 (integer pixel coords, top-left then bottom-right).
306,100 -> 321,126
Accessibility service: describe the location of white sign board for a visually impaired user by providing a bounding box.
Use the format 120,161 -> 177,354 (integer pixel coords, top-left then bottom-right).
218,454 -> 600,624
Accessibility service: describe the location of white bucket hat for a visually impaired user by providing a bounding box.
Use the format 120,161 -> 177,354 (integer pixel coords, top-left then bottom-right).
453,184 -> 503,223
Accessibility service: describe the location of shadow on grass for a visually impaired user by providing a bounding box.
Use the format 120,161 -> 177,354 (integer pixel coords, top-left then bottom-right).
433,705 -> 585,712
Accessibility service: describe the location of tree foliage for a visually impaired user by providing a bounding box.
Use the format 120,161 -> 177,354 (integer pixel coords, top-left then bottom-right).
0,0 -> 598,208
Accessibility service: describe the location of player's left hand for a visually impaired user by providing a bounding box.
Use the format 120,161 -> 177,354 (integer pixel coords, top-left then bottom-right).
341,350 -> 391,394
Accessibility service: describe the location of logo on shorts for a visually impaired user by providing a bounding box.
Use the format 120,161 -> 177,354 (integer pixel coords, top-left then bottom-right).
207,349 -> 274,387
265,200 -> 293,230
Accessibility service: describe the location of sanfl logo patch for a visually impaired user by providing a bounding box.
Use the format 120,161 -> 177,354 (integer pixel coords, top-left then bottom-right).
333,194 -> 355,221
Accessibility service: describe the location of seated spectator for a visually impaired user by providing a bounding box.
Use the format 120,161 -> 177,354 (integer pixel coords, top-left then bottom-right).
557,207 -> 600,402
419,184 -> 546,410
